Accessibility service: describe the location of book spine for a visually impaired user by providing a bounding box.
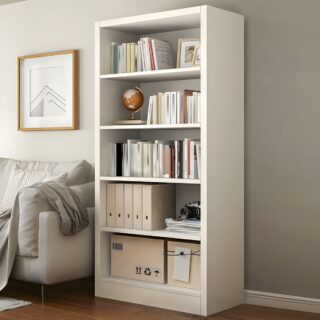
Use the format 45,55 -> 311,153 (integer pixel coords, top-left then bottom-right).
122,143 -> 129,176
153,143 -> 158,178
151,39 -> 158,70
110,42 -> 115,74
116,143 -> 123,176
114,44 -> 119,74
146,96 -> 153,125
126,43 -> 131,73
109,143 -> 116,176
149,38 -> 156,70
152,95 -> 158,124
190,141 -> 195,179
130,43 -> 135,72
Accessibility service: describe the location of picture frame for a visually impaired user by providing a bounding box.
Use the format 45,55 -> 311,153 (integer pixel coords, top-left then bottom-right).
176,39 -> 200,68
192,45 -> 201,66
18,50 -> 78,131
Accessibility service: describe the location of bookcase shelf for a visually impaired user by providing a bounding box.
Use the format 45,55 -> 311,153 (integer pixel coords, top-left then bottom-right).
101,226 -> 201,241
100,66 -> 200,82
100,123 -> 200,130
100,176 -> 200,184
95,5 -> 244,317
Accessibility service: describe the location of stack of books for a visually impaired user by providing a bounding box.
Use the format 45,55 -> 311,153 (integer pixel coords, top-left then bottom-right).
165,217 -> 200,234
147,90 -> 201,124
110,37 -> 174,73
109,139 -> 201,179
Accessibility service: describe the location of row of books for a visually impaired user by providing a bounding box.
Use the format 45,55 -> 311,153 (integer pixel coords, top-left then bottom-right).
165,217 -> 200,234
146,90 -> 201,125
109,139 -> 201,179
110,37 -> 174,74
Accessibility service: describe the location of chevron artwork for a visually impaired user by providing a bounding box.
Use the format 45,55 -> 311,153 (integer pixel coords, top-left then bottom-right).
18,50 -> 78,131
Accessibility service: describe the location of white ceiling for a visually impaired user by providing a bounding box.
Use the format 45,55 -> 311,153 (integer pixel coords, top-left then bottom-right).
0,0 -> 24,5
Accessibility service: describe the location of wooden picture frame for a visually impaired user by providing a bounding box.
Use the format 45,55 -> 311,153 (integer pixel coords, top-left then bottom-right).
18,50 -> 78,131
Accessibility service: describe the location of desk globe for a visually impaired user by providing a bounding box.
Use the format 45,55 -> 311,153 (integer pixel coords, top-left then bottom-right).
114,87 -> 146,124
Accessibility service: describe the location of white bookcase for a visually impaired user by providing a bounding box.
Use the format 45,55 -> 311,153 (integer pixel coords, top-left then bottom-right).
95,5 -> 244,316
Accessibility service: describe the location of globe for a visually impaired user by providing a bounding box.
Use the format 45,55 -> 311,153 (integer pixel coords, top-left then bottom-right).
121,87 -> 144,114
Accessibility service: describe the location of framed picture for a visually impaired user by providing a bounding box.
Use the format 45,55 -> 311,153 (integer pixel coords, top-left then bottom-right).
176,39 -> 200,68
192,45 -> 201,66
18,50 -> 78,131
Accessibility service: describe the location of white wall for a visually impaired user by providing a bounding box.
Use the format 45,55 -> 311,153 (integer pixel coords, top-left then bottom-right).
1,0 -> 320,300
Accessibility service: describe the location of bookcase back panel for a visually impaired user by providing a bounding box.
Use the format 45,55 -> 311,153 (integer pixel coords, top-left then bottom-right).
100,80 -> 141,125
140,129 -> 200,142
175,184 -> 200,216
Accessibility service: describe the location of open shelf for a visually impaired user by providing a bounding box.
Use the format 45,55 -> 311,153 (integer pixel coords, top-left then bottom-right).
101,226 -> 200,241
100,67 -> 200,82
100,123 -> 201,130
101,276 -> 201,297
100,176 -> 200,184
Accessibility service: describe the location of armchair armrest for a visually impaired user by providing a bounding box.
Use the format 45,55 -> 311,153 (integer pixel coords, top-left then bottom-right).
37,207 -> 94,285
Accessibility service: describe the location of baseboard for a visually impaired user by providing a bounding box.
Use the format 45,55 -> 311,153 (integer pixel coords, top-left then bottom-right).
245,290 -> 320,314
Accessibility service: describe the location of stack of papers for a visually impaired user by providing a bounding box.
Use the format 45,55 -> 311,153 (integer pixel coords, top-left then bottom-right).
165,218 -> 200,234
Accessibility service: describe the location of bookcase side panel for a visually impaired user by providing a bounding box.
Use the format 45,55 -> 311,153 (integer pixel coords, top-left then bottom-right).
201,6 -> 244,316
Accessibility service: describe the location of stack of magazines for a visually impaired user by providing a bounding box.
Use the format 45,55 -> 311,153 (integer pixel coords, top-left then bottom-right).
147,90 -> 200,125
110,37 -> 174,73
165,217 -> 200,234
109,139 -> 200,179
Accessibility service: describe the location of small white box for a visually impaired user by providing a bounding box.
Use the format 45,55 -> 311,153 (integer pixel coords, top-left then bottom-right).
167,241 -> 200,289
111,234 -> 165,283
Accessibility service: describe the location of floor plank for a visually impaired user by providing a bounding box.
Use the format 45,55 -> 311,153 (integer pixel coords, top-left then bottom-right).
1,279 -> 319,319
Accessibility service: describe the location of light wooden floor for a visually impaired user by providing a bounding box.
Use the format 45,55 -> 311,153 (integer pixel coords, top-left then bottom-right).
1,279 -> 319,319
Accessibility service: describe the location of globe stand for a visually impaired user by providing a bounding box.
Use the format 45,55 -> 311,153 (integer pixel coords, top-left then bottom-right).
113,112 -> 147,125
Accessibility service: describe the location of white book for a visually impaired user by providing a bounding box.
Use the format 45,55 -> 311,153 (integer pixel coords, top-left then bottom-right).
109,143 -> 116,176
187,96 -> 192,123
164,92 -> 171,124
151,38 -> 174,70
122,143 -> 129,176
152,95 -> 158,124
146,96 -> 153,125
127,139 -> 140,176
142,142 -> 153,177
170,91 -> 177,124
153,143 -> 159,178
157,93 -> 164,124
136,141 -> 144,177
137,40 -> 142,72
141,37 -> 151,71
176,92 -> 184,124
183,139 -> 191,179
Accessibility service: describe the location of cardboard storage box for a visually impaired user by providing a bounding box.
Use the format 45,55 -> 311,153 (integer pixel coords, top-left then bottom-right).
167,241 -> 200,289
111,234 -> 166,283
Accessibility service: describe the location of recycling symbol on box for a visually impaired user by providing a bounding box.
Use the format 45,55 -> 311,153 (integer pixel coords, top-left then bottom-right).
144,268 -> 152,276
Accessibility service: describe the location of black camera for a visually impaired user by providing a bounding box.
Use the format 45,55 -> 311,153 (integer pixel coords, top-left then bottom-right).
180,201 -> 201,220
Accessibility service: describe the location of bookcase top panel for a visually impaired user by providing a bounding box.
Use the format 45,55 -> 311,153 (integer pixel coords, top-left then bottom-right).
99,6 -> 201,34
